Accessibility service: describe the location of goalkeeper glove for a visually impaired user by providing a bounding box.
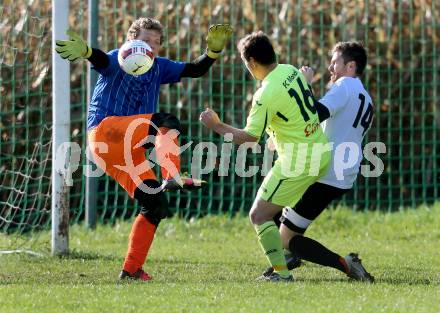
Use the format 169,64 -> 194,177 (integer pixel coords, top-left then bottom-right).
206,24 -> 233,59
55,30 -> 92,61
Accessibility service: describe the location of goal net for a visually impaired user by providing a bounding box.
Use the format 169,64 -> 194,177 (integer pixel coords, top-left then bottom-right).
1,0 -> 53,251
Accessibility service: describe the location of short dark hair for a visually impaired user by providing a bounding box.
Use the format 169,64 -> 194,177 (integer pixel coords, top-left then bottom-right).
237,31 -> 276,65
127,17 -> 164,44
332,41 -> 367,76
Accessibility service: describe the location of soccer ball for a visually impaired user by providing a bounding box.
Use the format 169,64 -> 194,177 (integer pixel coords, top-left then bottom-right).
118,40 -> 154,76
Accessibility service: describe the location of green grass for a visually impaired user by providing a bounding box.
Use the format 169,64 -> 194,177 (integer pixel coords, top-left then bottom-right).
1,205 -> 440,313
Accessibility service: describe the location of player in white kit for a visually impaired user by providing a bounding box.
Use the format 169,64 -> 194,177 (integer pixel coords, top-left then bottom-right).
266,42 -> 375,282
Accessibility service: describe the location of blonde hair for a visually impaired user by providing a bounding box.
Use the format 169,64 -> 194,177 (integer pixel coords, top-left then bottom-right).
126,17 -> 163,43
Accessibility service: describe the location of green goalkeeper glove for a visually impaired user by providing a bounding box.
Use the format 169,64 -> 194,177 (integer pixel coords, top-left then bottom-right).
206,24 -> 233,59
55,30 -> 92,61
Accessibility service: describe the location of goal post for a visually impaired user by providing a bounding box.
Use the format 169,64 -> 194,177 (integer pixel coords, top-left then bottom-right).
85,0 -> 99,229
51,0 -> 70,255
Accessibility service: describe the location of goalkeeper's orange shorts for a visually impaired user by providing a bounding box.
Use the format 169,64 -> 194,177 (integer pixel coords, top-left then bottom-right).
88,114 -> 180,198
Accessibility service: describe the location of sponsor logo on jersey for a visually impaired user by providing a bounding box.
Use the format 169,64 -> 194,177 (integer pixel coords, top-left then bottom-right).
304,121 -> 320,137
282,70 -> 298,89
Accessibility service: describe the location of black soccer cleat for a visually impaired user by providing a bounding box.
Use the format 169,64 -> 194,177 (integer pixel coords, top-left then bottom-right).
119,268 -> 152,281
161,175 -> 207,192
344,253 -> 375,283
256,272 -> 294,283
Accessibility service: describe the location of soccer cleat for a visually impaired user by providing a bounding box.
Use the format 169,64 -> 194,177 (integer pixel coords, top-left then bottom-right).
262,252 -> 302,277
256,272 -> 294,282
119,268 -> 152,281
162,175 -> 207,191
344,253 -> 375,283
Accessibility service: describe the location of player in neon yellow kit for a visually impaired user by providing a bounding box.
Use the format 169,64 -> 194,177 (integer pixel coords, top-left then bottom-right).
200,31 -> 330,282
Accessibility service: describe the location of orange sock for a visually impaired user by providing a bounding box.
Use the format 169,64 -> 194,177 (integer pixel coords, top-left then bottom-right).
156,127 -> 181,180
123,214 -> 157,274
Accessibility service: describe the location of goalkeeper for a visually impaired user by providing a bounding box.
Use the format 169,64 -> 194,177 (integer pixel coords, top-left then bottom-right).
54,18 -> 232,281
200,31 -> 330,282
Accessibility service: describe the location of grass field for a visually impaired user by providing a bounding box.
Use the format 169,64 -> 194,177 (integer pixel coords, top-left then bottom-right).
1,205 -> 440,313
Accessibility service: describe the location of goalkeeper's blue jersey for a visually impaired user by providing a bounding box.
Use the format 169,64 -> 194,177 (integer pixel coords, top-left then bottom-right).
87,49 -> 185,130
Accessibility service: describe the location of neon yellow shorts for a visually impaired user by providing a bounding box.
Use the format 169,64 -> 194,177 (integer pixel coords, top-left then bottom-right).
257,160 -> 329,207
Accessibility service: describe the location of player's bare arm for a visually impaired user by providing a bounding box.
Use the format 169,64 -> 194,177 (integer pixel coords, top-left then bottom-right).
199,108 -> 258,145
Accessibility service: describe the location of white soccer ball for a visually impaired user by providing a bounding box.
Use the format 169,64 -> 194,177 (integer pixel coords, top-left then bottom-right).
118,40 -> 154,76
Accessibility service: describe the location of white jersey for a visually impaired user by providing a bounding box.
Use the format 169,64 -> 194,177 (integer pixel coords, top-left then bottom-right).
318,76 -> 374,189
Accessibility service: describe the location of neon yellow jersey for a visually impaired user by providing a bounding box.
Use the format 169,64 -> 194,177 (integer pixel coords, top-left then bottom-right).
244,64 -> 329,177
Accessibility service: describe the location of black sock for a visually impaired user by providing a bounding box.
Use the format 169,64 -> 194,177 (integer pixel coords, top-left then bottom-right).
289,235 -> 348,274
272,211 -> 283,228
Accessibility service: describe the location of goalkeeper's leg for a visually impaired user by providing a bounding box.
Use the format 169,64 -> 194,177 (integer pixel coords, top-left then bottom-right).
88,115 -> 175,281
120,179 -> 173,281
151,112 -> 206,191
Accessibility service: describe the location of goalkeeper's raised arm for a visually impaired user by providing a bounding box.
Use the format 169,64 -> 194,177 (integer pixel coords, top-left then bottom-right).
54,23 -> 233,78
178,23 -> 233,78
55,30 -> 91,61
55,30 -> 110,69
